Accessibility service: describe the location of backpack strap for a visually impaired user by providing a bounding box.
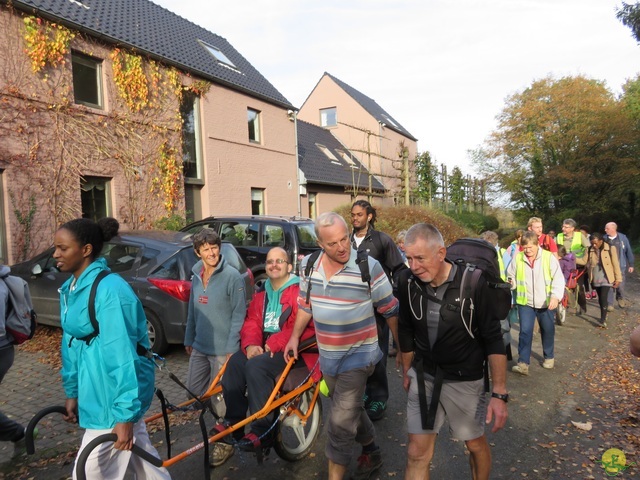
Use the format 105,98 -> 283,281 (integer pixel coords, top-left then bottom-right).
355,249 -> 372,295
304,250 -> 323,304
77,270 -> 111,345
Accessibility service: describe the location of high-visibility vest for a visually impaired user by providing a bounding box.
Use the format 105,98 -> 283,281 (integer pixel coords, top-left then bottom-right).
497,247 -> 506,281
557,233 -> 585,258
515,249 -> 552,306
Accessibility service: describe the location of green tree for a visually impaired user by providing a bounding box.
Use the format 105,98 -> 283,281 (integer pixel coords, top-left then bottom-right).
476,75 -> 638,219
617,2 -> 640,42
449,166 -> 466,213
414,151 -> 439,204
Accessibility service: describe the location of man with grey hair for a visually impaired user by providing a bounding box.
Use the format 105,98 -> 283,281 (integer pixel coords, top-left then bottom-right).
397,223 -> 508,480
285,212 -> 399,480
604,222 -> 634,309
556,219 -> 590,314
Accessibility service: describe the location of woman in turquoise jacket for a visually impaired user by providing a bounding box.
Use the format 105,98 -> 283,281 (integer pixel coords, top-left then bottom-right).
56,217 -> 170,480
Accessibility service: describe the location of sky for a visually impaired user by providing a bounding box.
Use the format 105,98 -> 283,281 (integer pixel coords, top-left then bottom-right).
153,0 -> 640,173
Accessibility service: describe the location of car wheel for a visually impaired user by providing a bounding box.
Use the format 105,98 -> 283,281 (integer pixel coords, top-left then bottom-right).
145,309 -> 168,355
254,272 -> 268,291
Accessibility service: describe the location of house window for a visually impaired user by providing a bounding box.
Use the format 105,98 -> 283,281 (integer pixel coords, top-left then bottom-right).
316,144 -> 342,166
251,188 -> 264,215
180,91 -> 203,181
320,107 -> 337,127
184,184 -> 202,224
199,40 -> 237,69
248,109 -> 261,143
72,52 -> 103,109
81,176 -> 111,221
336,150 -> 357,167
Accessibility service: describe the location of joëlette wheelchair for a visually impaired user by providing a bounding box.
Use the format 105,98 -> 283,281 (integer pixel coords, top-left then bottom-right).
25,337 -> 322,480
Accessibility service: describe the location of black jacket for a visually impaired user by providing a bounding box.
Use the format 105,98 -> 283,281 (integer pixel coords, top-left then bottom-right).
397,265 -> 504,381
350,227 -> 408,284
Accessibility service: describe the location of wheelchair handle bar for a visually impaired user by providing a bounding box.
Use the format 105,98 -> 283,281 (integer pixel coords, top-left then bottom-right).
76,433 -> 164,480
25,405 -> 67,455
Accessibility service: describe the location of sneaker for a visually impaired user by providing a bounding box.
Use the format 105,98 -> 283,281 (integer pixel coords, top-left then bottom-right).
211,442 -> 234,467
352,448 -> 383,480
585,292 -> 592,300
12,427 -> 38,457
363,393 -> 371,409
365,401 -> 387,421
607,305 -> 615,312
542,359 -> 554,369
598,321 -> 607,329
511,363 -> 529,376
618,298 -> 629,308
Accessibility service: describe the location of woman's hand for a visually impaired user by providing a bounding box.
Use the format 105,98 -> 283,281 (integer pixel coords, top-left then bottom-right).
112,422 -> 134,450
63,398 -> 78,424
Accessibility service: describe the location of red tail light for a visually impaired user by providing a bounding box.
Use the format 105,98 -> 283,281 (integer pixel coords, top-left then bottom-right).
148,278 -> 191,302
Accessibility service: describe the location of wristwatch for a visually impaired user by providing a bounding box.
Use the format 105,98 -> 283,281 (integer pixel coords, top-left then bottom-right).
491,392 -> 509,403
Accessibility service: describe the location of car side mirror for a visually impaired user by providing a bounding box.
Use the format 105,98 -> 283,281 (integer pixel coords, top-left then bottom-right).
31,264 -> 43,276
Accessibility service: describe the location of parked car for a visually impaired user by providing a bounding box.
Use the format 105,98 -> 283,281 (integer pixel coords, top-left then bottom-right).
180,215 -> 320,288
10,230 -> 254,354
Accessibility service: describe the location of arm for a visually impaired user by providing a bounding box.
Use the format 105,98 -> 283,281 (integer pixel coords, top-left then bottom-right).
240,292 -> 266,354
609,245 -> 623,287
548,256 -> 565,310
485,353 -> 508,432
224,274 -> 248,355
283,307 -> 313,361
184,287 -> 196,354
623,235 -> 635,273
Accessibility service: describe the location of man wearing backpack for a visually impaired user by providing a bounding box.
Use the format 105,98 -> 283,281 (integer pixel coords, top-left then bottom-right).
397,224 -> 508,480
350,200 -> 408,421
0,265 -> 27,448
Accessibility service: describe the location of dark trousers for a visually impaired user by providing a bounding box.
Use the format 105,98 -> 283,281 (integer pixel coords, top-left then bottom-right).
365,313 -> 389,403
222,350 -> 304,438
595,286 -> 611,323
0,345 -> 23,442
576,266 -> 588,312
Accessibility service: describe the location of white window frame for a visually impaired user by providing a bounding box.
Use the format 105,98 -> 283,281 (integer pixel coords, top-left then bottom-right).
320,107 -> 337,127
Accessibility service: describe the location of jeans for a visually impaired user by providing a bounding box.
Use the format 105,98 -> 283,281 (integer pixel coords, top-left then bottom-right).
516,305 -> 555,365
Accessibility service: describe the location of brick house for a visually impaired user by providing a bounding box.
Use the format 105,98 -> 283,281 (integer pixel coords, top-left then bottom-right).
296,119 -> 384,218
0,0 -> 300,263
298,72 -> 418,204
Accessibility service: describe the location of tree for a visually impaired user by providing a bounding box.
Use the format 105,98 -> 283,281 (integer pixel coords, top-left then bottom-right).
413,151 -> 439,205
617,2 -> 640,42
475,75 -> 639,219
449,166 -> 466,213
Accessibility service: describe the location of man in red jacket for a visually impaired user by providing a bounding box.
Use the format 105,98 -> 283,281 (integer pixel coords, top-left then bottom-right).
213,247 -> 319,466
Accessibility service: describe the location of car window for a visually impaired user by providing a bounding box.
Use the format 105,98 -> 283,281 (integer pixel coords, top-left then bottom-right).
220,222 -> 242,246
182,220 -> 217,235
140,247 -> 161,268
151,247 -> 198,281
37,251 -> 59,272
101,244 -> 140,273
295,223 -> 318,248
263,224 -> 285,247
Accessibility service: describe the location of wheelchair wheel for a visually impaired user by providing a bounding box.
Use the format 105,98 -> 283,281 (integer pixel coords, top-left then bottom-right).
274,389 -> 322,462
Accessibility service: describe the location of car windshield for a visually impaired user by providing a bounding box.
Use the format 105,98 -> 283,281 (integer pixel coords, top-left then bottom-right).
295,223 -> 318,248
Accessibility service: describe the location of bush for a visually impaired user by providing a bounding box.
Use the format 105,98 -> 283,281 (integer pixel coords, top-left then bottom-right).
444,211 -> 499,235
333,204 -> 469,245
154,214 -> 187,231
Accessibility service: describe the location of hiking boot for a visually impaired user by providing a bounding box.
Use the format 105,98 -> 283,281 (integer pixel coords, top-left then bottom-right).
352,447 -> 383,480
365,401 -> 387,421
211,442 -> 234,467
542,359 -> 554,369
607,305 -> 615,312
511,363 -> 529,376
618,298 -> 630,308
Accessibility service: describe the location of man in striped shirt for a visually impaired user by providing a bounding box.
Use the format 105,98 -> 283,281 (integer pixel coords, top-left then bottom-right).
285,212 -> 399,480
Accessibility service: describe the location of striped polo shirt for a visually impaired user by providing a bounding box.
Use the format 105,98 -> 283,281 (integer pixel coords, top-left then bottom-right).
298,249 -> 399,376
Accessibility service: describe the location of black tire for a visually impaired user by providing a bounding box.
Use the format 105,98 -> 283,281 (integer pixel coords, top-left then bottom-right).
273,389 -> 323,462
145,309 -> 168,355
253,272 -> 268,291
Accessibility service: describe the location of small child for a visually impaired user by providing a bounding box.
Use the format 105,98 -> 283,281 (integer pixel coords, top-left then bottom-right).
558,246 -> 576,282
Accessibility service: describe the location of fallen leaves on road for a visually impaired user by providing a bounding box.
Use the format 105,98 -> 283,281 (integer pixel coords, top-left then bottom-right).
570,421 -> 592,431
18,325 -> 62,370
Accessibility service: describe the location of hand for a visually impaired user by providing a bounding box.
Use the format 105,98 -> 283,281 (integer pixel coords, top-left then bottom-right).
548,297 -> 559,311
402,372 -> 412,392
265,344 -> 274,358
185,346 -> 193,356
629,267 -> 634,274
486,397 -> 508,433
63,398 -> 78,424
284,337 -> 299,362
612,281 -> 620,288
246,345 -> 264,359
112,422 -> 134,450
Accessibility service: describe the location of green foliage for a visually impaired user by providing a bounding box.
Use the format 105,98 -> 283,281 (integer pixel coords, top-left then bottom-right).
448,166 -> 466,212
444,211 -> 499,235
414,151 -> 439,202
617,2 -> 640,43
153,213 -> 186,231
333,203 -> 469,244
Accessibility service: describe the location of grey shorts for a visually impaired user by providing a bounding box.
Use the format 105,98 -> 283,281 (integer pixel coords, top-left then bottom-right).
406,367 -> 487,441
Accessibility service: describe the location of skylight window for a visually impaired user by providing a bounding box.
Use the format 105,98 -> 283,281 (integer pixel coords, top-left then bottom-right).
316,144 -> 342,165
199,41 -> 236,68
336,150 -> 357,167
382,115 -> 399,128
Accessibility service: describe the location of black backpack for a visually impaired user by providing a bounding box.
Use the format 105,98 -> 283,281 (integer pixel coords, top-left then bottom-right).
446,238 -> 512,330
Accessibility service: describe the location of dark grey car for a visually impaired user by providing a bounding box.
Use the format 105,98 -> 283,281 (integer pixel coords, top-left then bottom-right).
10,230 -> 254,354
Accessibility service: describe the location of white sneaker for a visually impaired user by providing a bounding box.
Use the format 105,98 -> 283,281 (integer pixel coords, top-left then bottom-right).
511,363 -> 529,375
542,359 -> 555,369
211,442 -> 234,466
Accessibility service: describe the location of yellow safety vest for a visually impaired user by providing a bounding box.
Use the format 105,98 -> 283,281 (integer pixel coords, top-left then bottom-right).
515,249 -> 552,306
556,233 -> 585,258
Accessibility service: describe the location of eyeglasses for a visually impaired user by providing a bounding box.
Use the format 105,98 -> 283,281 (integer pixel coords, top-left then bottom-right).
266,259 -> 288,265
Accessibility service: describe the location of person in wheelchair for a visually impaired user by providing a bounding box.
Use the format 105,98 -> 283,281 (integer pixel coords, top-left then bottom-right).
212,247 -> 320,466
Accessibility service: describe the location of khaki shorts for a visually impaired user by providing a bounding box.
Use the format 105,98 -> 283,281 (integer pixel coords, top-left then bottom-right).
406,367 -> 487,441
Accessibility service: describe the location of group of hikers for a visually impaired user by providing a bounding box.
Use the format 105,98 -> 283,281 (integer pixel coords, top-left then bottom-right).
1,206 -> 638,480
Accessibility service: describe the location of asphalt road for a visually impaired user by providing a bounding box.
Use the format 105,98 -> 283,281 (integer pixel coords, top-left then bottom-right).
3,278 -> 639,479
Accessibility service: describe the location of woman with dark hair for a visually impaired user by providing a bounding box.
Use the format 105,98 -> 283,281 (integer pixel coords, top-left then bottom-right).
55,217 -> 170,479
587,232 -> 622,328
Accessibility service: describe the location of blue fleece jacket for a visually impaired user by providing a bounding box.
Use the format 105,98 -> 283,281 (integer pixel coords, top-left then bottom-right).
184,256 -> 246,355
59,258 -> 155,429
